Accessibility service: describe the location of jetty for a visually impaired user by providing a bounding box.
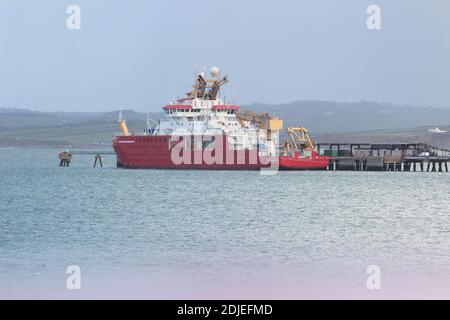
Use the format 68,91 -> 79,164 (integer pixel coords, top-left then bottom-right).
318,143 -> 450,172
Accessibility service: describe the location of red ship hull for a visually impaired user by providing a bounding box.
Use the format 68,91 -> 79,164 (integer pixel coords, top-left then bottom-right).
113,135 -> 271,170
113,135 -> 331,170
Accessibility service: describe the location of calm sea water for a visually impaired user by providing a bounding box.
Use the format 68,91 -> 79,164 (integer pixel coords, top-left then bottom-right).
1,148 -> 450,299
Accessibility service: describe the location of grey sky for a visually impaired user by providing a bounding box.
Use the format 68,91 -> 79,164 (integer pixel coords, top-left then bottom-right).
0,0 -> 449,112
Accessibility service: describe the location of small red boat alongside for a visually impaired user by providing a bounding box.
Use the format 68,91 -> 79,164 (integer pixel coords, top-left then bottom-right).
112,67 -> 330,171
278,127 -> 331,170
279,153 -> 331,170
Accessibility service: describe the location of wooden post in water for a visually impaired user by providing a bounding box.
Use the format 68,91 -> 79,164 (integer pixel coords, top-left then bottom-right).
93,154 -> 103,168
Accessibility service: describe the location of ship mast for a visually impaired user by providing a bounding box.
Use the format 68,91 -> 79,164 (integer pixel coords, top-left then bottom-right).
187,67 -> 228,101
118,109 -> 130,136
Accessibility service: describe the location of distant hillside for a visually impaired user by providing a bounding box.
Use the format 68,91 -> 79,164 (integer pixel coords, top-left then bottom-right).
245,101 -> 450,134
0,108 -> 159,129
0,108 -> 162,147
1,101 -> 449,147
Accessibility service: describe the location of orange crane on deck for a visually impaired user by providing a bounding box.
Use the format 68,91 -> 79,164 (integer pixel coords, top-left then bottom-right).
284,127 -> 317,156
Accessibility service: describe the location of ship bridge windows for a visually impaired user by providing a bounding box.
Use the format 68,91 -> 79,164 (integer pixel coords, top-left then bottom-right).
213,109 -> 236,115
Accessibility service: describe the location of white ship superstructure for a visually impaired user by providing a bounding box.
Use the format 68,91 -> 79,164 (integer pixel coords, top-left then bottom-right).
152,67 -> 281,155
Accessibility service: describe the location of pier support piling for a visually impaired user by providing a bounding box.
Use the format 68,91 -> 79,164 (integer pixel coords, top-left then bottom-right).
58,151 -> 72,167
58,149 -> 114,167
93,154 -> 103,168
